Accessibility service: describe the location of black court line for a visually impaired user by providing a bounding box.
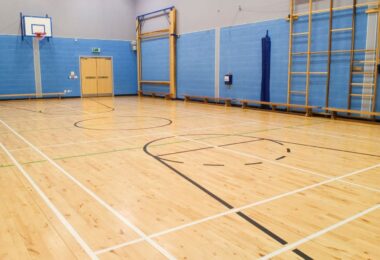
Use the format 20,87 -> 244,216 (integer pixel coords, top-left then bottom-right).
73,116 -> 173,131
158,137 -> 288,157
218,138 -> 263,147
203,164 -> 225,167
143,136 -> 312,259
245,162 -> 263,166
236,134 -> 380,158
0,104 -> 43,114
276,156 -> 286,161
266,138 -> 380,158
160,158 -> 184,164
89,98 -> 116,112
157,146 -> 214,157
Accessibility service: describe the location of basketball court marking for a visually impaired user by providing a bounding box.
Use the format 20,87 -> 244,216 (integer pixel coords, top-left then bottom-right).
3,116 -> 378,194
3,120 -> 334,175
73,116 -> 173,131
6,112 -> 326,154
56,101 -> 114,115
259,204 -> 380,260
0,118 -> 176,260
144,134 -> 310,259
6,120 -> 256,151
176,136 -> 380,193
95,162 -> 380,255
1,98 -> 378,258
0,143 -> 98,260
172,103 -> 380,142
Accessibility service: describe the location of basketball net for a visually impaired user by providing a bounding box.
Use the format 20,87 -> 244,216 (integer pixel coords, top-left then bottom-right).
34,32 -> 46,41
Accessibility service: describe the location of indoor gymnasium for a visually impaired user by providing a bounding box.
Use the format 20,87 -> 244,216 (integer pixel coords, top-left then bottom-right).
0,0 -> 380,259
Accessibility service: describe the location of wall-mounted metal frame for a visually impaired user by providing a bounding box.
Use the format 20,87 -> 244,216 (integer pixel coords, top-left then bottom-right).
136,6 -> 177,99
287,1 -> 379,114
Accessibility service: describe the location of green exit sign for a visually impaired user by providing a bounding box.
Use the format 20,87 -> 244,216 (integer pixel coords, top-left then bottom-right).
92,48 -> 101,54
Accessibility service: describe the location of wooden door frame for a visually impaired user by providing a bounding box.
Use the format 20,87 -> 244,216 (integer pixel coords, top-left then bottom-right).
79,56 -> 115,97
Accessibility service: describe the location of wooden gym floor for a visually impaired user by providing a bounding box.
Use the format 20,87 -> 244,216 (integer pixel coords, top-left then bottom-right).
0,96 -> 379,259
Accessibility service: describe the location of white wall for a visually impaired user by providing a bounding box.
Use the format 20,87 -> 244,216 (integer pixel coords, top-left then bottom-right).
0,0 -> 136,40
135,0 -> 371,34
136,0 -> 288,34
0,0 -> 371,40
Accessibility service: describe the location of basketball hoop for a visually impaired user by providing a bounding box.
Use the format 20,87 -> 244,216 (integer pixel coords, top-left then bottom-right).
34,32 -> 46,41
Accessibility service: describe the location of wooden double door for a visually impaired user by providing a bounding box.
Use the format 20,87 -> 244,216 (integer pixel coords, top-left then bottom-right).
80,57 -> 113,97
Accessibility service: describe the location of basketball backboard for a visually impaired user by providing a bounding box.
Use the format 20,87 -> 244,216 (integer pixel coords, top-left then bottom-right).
21,14 -> 53,38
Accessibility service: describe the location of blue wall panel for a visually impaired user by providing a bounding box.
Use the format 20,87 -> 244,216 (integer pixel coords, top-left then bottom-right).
141,38 -> 170,93
328,8 -> 367,109
217,8 -> 370,109
0,6 -> 378,114
177,30 -> 215,98
40,38 -> 137,96
219,19 -> 289,102
0,36 -> 35,95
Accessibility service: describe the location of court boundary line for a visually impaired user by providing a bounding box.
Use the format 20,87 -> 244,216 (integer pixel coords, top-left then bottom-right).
143,135 -> 310,259
126,101 -> 380,144
3,97 -> 327,150
170,104 -> 380,142
259,204 -> 380,260
2,98 -> 379,257
8,118 -> 322,152
0,119 -> 176,260
0,143 -> 98,260
5,123 -> 379,194
1,96 -> 376,142
4,123 -> 379,195
178,136 -> 380,194
7,120 -> 259,151
94,162 -> 380,255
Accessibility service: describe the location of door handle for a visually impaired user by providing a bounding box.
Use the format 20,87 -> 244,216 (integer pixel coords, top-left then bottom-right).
98,76 -> 109,79
86,76 -> 96,79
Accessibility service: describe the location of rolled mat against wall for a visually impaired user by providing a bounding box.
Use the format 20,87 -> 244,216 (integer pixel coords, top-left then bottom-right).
261,30 -> 271,107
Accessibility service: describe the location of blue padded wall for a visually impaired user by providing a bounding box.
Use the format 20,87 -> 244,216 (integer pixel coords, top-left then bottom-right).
0,35 -> 136,98
177,30 -> 215,98
141,38 -> 170,93
329,8 -> 367,109
40,38 -> 137,96
217,7 -> 369,110
0,36 -> 35,95
219,19 -> 289,102
0,6 -> 378,114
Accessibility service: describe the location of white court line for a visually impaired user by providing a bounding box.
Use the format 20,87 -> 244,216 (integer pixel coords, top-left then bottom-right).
95,162 -> 380,255
0,119 -> 176,260
174,105 -> 380,142
7,117 -> 378,194
178,136 -> 380,194
8,98 -> 325,151
8,116 -> 261,151
5,97 -> 318,151
0,143 -> 98,260
201,113 -> 380,143
259,204 -> 380,260
280,126 -> 380,143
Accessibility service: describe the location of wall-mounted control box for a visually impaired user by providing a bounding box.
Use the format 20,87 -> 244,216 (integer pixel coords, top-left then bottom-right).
224,74 -> 233,85
131,41 -> 137,51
